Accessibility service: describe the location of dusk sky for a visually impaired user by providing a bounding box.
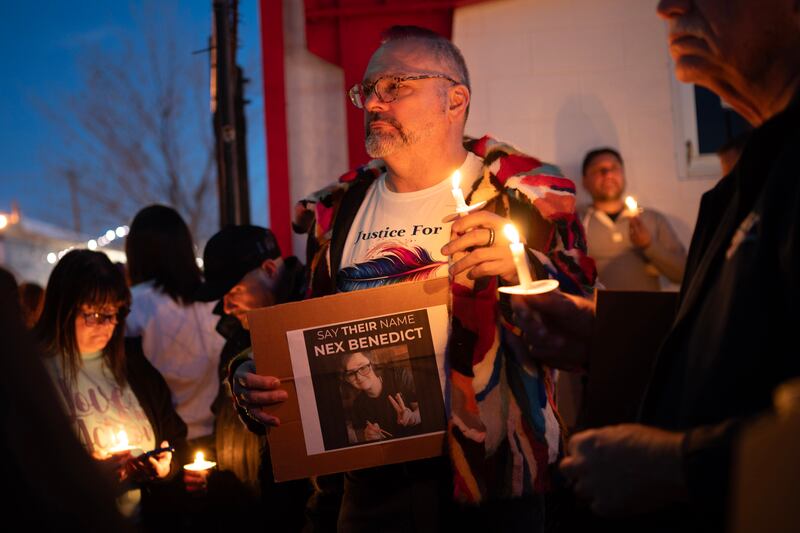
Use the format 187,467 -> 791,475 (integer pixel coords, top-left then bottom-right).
0,1 -> 268,239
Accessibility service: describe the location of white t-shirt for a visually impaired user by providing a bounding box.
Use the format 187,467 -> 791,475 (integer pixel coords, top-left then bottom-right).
338,152 -> 484,292
126,282 -> 224,440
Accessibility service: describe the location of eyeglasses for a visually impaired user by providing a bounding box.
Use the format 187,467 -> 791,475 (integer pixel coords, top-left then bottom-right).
81,308 -> 127,327
348,74 -> 460,109
342,362 -> 373,381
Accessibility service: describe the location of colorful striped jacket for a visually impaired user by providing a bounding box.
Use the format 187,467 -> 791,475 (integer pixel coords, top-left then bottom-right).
294,135 -> 596,503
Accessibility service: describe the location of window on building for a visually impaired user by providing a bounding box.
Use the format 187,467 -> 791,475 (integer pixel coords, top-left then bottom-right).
671,77 -> 752,179
693,85 -> 751,155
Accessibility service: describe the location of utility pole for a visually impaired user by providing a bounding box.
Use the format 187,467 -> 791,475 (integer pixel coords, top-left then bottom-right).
212,0 -> 250,227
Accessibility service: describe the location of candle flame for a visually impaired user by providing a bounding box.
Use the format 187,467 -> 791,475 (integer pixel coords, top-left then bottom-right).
503,223 -> 520,244
116,430 -> 128,448
195,451 -> 205,463
450,169 -> 461,190
624,196 -> 638,212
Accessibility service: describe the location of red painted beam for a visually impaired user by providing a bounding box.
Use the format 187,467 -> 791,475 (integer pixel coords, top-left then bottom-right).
260,0 -> 293,255
306,0 -> 485,20
257,0 -> 496,252
336,12 -> 452,168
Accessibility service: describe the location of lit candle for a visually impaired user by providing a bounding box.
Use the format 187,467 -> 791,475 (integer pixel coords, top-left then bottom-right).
624,195 -> 641,217
107,429 -> 133,454
451,170 -> 469,212
184,451 -> 217,472
503,223 -> 533,288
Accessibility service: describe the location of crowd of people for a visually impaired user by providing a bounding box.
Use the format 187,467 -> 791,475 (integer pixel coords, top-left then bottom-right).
2,0 -> 799,531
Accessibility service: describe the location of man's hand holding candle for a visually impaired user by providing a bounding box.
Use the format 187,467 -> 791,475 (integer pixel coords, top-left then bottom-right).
510,290 -> 596,371
628,216 -> 652,249
183,451 -> 217,494
441,210 -> 518,283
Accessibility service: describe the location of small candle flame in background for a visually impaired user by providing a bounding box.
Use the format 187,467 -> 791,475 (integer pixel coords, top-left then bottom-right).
625,195 -> 639,213
450,169 -> 468,212
184,450 -> 217,471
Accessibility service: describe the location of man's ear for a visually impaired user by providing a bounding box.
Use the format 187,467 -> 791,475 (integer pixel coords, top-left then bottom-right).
260,258 -> 279,278
448,85 -> 470,119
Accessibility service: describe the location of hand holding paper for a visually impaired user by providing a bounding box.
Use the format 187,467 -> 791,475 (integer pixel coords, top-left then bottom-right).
232,358 -> 288,427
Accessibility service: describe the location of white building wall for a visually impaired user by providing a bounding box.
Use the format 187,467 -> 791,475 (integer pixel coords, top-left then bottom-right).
453,0 -> 718,246
283,0 -> 349,255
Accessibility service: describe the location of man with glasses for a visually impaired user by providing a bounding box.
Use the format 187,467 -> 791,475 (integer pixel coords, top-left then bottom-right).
232,25 -> 595,531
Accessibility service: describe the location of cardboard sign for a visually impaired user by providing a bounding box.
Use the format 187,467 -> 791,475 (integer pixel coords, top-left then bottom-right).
248,278 -> 449,481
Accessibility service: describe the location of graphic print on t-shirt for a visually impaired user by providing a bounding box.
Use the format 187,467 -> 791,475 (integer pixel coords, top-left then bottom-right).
48,354 -> 156,456
337,152 -> 484,293
337,243 -> 446,291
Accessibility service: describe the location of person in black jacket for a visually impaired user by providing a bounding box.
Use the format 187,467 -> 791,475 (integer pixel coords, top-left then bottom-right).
193,225 -> 311,531
35,250 -> 187,528
512,1 -> 800,531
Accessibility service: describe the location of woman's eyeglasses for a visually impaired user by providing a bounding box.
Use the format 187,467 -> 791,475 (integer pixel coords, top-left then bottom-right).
342,362 -> 372,382
348,74 -> 460,109
81,308 -> 128,327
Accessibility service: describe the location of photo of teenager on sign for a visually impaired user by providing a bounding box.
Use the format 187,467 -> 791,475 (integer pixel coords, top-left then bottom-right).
340,348 -> 421,444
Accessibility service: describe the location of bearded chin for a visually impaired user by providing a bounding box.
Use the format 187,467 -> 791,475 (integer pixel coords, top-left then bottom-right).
365,130 -> 402,158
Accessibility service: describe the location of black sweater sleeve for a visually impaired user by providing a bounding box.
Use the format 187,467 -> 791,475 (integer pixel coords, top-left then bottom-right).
124,337 -> 189,474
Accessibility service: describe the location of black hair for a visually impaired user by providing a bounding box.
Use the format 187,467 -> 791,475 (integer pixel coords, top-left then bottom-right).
582,147 -> 624,176
19,282 -> 44,329
0,267 -> 20,318
125,204 -> 202,304
35,250 -> 130,386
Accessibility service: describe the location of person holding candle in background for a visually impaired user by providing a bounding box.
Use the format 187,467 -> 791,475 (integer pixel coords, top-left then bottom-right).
191,224 -> 312,531
512,0 -> 800,530
580,147 -> 686,291
230,25 -> 596,531
35,249 -> 187,527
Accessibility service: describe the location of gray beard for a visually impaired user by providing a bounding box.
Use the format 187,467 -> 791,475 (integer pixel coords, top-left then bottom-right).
365,129 -> 406,158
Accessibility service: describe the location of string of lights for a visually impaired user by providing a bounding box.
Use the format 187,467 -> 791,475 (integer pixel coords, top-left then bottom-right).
43,223 -> 204,269
45,225 -> 129,264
